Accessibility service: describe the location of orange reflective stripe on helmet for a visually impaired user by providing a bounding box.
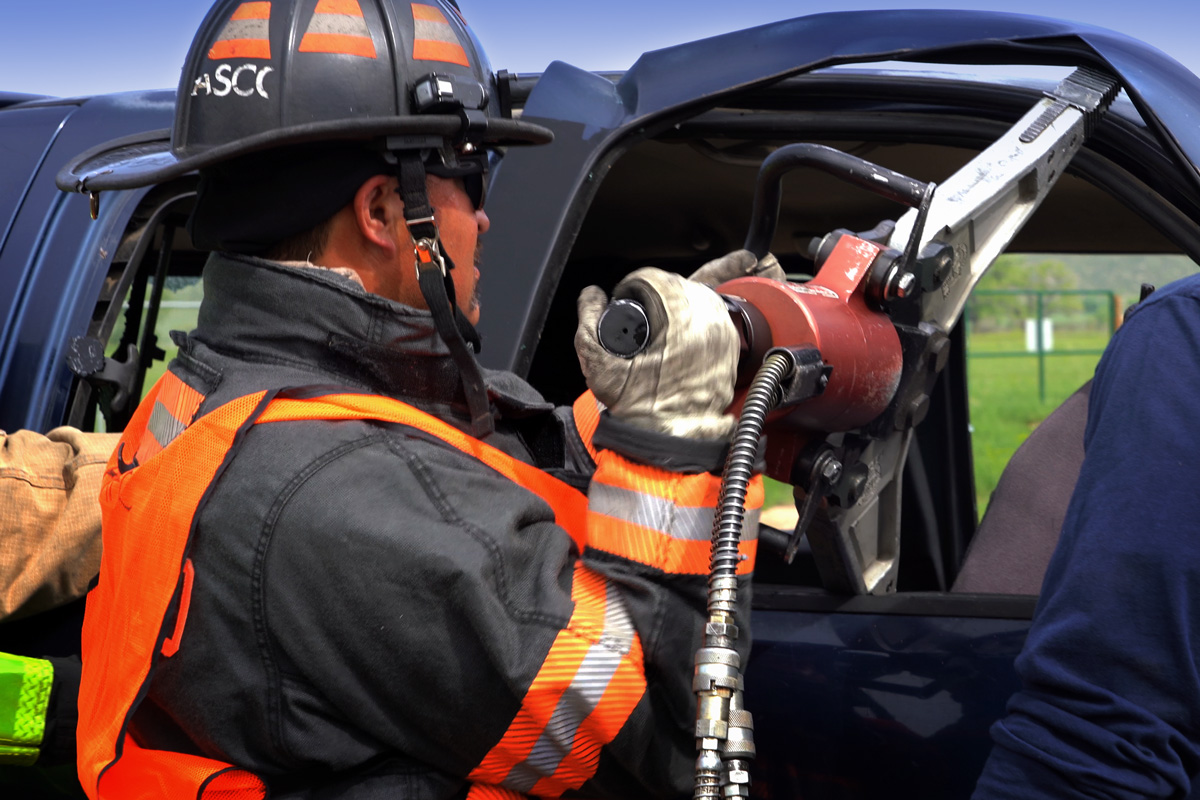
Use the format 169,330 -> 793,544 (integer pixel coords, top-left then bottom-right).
208,2 -> 272,60
298,0 -> 377,59
411,2 -> 471,67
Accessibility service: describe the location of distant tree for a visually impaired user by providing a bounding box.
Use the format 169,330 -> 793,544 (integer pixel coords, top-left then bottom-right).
970,255 -> 1032,330
969,255 -> 1082,330
1027,259 -> 1084,320
977,255 -> 1030,289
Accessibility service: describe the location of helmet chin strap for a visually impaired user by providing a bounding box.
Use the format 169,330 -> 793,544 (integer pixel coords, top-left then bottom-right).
394,151 -> 494,438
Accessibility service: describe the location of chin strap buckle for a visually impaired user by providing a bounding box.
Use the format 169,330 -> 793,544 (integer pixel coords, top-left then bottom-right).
413,236 -> 447,278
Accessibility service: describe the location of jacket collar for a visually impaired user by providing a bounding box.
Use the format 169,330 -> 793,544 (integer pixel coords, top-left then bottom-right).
192,252 -> 553,419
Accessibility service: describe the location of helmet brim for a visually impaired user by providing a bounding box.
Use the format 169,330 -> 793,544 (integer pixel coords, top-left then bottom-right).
57,115 -> 553,193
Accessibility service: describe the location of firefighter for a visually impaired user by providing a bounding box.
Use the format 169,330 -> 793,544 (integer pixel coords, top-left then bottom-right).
972,275 -> 1200,797
56,1 -> 780,797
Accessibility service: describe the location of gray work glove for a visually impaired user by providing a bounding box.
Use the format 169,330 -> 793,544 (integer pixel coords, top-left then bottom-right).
576,267 -> 740,440
687,249 -> 786,288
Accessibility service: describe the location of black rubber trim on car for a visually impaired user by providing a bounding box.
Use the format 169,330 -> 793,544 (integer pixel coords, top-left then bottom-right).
752,584 -> 1039,620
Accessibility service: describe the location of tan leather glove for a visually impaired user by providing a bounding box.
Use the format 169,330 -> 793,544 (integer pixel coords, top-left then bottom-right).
0,427 -> 118,621
575,267 -> 739,440
687,249 -> 786,288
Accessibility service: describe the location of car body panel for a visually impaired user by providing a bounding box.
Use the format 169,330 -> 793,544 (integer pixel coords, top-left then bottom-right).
748,608 -> 1032,798
0,92 -> 172,431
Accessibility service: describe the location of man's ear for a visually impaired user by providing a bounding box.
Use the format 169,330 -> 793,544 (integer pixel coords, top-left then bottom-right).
352,175 -> 402,255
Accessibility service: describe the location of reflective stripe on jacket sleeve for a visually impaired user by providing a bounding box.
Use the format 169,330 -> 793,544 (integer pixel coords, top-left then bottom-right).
586,450 -> 761,575
469,562 -> 646,796
571,392 -> 602,463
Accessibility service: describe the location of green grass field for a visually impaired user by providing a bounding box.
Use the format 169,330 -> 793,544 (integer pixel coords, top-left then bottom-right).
966,328 -> 1107,515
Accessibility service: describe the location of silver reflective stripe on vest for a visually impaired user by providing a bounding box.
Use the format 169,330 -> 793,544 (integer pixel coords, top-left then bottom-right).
146,401 -> 186,451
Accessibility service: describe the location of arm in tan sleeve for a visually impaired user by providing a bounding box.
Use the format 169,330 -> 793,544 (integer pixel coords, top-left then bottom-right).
0,428 -> 119,621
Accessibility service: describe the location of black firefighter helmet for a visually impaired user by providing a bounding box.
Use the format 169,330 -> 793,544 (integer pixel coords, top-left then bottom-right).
58,0 -> 551,192
57,0 -> 554,439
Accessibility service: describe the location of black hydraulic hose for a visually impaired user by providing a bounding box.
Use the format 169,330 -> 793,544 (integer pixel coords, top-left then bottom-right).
709,351 -> 791,605
694,351 -> 793,800
743,143 -> 930,257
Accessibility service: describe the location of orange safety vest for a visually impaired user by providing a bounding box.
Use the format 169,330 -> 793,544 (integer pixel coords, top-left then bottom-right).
77,375 -> 587,800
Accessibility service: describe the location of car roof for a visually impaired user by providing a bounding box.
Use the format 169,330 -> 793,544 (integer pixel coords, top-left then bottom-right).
0,91 -> 51,109
524,9 -> 1200,192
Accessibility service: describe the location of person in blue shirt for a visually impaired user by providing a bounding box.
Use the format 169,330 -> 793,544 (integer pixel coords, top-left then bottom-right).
972,271 -> 1200,799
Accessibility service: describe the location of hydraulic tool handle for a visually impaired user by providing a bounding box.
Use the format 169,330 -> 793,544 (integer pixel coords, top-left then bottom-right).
597,299 -> 651,357
596,295 -> 767,368
743,144 -> 931,257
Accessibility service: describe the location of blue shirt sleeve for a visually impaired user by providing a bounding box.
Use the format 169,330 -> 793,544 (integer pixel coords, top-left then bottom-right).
972,274 -> 1200,800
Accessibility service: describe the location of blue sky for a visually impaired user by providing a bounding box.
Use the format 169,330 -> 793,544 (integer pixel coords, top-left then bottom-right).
2,0 -> 1196,98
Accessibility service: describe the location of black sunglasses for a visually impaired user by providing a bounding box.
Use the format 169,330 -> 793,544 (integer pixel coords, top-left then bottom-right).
425,148 -> 491,210
462,170 -> 486,211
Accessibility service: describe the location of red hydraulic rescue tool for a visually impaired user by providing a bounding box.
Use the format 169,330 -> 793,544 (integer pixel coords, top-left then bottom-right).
598,66 -> 1121,800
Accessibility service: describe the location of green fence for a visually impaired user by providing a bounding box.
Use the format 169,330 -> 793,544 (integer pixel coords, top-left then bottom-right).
965,289 -> 1117,402
964,289 -> 1117,515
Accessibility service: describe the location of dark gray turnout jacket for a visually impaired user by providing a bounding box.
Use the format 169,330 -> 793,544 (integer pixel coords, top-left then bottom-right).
126,253 -> 752,799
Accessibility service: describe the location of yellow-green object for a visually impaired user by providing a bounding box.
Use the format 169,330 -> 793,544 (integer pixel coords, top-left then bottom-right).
0,653 -> 53,766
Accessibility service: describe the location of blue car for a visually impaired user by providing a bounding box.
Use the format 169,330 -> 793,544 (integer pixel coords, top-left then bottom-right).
2,10 -> 1199,799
